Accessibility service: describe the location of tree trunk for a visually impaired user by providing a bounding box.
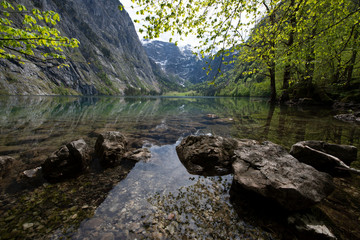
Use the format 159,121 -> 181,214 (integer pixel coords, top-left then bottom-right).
270,62 -> 277,103
283,64 -> 291,90
345,29 -> 359,88
268,7 -> 277,104
304,27 -> 316,94
282,0 -> 296,90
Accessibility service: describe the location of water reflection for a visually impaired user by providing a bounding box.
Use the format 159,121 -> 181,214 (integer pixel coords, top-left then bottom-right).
71,141 -> 272,239
0,96 -> 359,170
1,96 -> 359,151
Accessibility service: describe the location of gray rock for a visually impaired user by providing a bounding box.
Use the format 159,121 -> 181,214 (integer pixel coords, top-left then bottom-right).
232,141 -> 334,211
176,135 -> 252,176
290,141 -> 358,174
95,131 -> 128,167
0,156 -> 15,179
288,213 -> 337,240
42,139 -> 90,182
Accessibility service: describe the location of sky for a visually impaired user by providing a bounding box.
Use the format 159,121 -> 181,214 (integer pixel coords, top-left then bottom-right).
120,0 -> 201,47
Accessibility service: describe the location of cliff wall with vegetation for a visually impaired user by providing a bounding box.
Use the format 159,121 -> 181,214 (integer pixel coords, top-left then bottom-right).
0,0 -> 166,95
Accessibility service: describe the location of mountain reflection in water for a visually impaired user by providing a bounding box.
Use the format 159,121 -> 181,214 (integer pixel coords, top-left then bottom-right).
1,96 -> 358,158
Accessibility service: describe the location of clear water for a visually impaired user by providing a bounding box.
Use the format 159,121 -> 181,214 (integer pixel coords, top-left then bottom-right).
1,96 -> 358,156
0,96 -> 359,239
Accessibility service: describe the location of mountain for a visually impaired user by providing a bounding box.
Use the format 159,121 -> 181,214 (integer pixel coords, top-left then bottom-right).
143,40 -> 235,85
0,0 -> 174,95
143,40 -> 207,84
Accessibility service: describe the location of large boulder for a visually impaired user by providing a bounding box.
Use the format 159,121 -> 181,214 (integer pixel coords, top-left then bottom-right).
232,141 -> 334,211
290,140 -> 357,166
42,139 -> 90,182
95,131 -> 128,167
176,135 -> 253,176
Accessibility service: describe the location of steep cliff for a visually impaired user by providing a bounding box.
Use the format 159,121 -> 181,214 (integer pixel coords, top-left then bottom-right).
143,40 -> 206,84
0,0 -> 162,95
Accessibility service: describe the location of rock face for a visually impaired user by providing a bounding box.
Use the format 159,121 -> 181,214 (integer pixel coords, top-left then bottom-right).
95,132 -> 128,167
42,139 -> 90,182
143,41 -> 206,84
0,0 -> 167,95
143,40 -> 235,84
176,135 -> 243,176
290,141 -> 358,173
0,156 -> 16,179
232,141 -> 334,211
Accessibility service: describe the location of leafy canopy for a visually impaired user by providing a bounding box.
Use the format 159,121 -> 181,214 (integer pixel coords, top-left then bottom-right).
0,0 -> 79,65
129,0 -> 360,101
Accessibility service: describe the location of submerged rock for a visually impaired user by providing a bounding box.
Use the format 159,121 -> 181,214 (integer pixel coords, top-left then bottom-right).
42,139 -> 90,182
232,141 -> 335,211
176,135 -> 248,176
334,112 -> 360,123
0,156 -> 15,179
95,131 -> 128,167
290,141 -> 358,175
123,148 -> 151,162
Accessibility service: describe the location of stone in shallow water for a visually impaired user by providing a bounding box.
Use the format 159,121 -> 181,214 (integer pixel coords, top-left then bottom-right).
123,148 -> 151,162
232,141 -> 335,211
42,139 -> 90,182
95,131 -> 128,167
176,135 -> 253,176
0,156 -> 16,179
22,222 -> 34,230
334,113 -> 360,123
290,140 -> 357,166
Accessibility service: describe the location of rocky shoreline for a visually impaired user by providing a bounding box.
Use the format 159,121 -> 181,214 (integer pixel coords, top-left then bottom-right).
176,135 -> 360,239
1,132 -> 360,239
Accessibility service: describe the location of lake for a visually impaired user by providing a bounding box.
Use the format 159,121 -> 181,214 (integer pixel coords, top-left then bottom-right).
0,96 -> 359,239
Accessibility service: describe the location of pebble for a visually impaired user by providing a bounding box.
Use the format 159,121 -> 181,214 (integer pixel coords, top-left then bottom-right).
23,222 -> 34,230
167,213 -> 175,220
5,215 -> 15,222
69,206 -> 78,211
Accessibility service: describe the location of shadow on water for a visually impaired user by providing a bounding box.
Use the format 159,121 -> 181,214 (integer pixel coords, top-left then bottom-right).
0,96 -> 360,239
